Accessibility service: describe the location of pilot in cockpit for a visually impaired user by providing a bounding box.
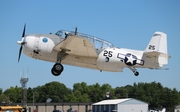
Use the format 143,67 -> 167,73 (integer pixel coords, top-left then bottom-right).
65,32 -> 69,39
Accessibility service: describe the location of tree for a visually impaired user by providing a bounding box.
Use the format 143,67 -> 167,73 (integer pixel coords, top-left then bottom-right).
27,87 -> 33,103
34,81 -> 71,102
0,94 -> 10,103
73,82 -> 89,94
72,82 -> 91,102
63,93 -> 77,102
1,81 -> 180,111
3,86 -> 21,103
0,88 -> 2,95
87,83 -> 109,102
101,84 -> 115,99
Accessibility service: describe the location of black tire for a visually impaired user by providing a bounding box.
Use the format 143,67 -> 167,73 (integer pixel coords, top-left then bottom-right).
53,63 -> 64,72
51,67 -> 61,76
51,63 -> 64,76
134,72 -> 139,76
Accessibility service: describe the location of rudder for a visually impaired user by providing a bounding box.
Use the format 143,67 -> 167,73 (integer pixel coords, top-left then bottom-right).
144,32 -> 170,67
145,31 -> 167,54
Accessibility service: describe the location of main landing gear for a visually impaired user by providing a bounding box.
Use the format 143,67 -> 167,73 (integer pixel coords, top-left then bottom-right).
51,50 -> 67,76
51,63 -> 64,76
129,67 -> 139,76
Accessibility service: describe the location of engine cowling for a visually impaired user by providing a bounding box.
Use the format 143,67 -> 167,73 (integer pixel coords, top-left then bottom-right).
24,35 -> 55,59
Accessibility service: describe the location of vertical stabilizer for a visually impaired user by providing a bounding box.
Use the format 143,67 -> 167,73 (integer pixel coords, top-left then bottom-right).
144,32 -> 170,67
161,108 -> 166,112
145,32 -> 167,54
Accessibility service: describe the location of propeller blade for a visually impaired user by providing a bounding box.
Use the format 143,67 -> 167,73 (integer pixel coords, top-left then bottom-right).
18,24 -> 26,62
22,24 -> 26,38
18,46 -> 23,62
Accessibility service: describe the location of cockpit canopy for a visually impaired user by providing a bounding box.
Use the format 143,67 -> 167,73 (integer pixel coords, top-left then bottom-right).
55,30 -> 114,49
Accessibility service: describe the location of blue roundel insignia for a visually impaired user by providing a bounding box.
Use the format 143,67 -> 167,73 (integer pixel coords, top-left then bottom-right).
42,38 -> 48,43
124,53 -> 137,66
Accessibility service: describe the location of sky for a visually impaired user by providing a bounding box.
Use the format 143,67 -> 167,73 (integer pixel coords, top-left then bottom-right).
0,1 -> 180,92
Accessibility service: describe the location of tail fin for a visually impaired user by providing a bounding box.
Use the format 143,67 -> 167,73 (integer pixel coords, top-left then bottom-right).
144,32 -> 170,67
145,32 -> 167,54
161,108 -> 166,112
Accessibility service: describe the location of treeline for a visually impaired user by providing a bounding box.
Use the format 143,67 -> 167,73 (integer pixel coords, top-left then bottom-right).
0,81 -> 180,110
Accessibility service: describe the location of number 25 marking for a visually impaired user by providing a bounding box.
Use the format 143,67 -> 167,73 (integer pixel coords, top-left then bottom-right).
149,45 -> 155,50
103,50 -> 113,57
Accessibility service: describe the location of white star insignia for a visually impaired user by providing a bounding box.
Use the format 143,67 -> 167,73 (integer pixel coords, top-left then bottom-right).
126,55 -> 135,64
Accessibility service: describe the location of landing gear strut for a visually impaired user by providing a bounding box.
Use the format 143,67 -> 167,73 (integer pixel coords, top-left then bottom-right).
51,50 -> 67,76
129,67 -> 139,76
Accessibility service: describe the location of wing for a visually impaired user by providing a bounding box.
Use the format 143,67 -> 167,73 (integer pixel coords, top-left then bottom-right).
53,36 -> 98,58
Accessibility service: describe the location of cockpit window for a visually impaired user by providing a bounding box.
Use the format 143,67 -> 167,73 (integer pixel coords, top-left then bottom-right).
55,30 -> 63,36
55,30 -> 114,49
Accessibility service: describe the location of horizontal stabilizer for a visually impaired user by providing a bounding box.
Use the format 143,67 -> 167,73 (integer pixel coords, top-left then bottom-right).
144,51 -> 171,58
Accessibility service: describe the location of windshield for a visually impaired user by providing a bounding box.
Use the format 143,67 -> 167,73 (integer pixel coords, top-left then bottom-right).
55,30 -> 63,36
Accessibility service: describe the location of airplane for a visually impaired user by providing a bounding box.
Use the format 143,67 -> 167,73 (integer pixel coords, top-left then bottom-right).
17,24 -> 170,76
149,108 -> 166,112
161,108 -> 166,112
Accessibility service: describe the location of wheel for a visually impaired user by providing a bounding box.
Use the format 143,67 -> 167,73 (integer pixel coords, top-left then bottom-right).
51,68 -> 61,76
54,63 -> 64,72
51,63 -> 64,76
134,72 -> 139,76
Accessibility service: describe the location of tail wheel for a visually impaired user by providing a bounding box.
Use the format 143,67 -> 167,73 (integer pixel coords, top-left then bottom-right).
134,72 -> 139,76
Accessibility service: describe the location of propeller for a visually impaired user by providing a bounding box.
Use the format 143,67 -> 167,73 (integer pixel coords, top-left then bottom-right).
17,24 -> 26,62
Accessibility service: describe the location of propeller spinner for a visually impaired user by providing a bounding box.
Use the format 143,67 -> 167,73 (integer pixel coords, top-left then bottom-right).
17,24 -> 26,62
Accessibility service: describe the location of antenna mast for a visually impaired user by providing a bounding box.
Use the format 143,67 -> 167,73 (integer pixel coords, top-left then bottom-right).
20,76 -> 28,108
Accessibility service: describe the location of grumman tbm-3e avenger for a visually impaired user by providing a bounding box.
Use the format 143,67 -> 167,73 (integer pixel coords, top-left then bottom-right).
17,24 -> 170,76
